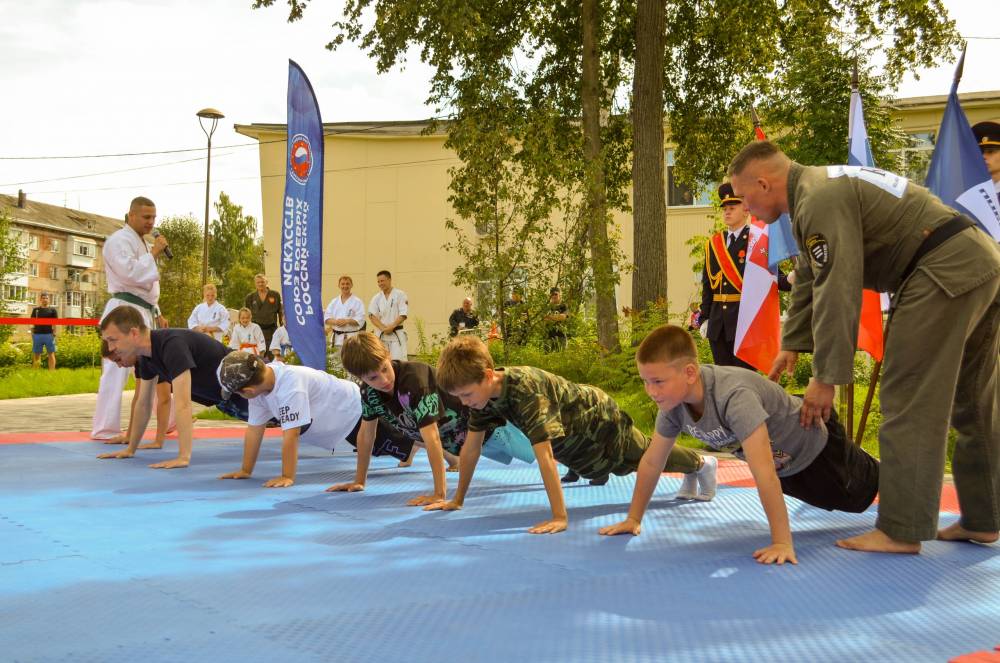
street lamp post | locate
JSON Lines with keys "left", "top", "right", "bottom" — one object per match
{"left": 196, "top": 107, "right": 224, "bottom": 286}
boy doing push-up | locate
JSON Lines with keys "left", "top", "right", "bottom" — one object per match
{"left": 600, "top": 325, "right": 879, "bottom": 564}
{"left": 431, "top": 335, "right": 718, "bottom": 533}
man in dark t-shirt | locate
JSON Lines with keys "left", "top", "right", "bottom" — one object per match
{"left": 30, "top": 293, "right": 58, "bottom": 370}
{"left": 97, "top": 306, "right": 249, "bottom": 469}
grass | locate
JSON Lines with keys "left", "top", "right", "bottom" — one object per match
{"left": 194, "top": 407, "right": 238, "bottom": 421}
{"left": 0, "top": 367, "right": 135, "bottom": 399}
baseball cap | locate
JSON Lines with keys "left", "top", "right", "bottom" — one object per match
{"left": 217, "top": 351, "right": 263, "bottom": 399}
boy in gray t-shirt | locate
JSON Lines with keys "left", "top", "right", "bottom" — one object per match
{"left": 600, "top": 325, "right": 878, "bottom": 565}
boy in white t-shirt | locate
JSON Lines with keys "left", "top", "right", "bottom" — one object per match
{"left": 599, "top": 325, "right": 879, "bottom": 565}
{"left": 217, "top": 351, "right": 363, "bottom": 487}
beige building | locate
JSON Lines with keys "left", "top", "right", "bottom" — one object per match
{"left": 237, "top": 91, "right": 1000, "bottom": 342}
{"left": 1, "top": 191, "right": 121, "bottom": 336}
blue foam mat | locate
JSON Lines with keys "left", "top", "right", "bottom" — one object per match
{"left": 1, "top": 438, "right": 998, "bottom": 663}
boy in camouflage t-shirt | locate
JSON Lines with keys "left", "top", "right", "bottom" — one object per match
{"left": 600, "top": 325, "right": 878, "bottom": 565}
{"left": 429, "top": 336, "right": 715, "bottom": 534}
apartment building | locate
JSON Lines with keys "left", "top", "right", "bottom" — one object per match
{"left": 1, "top": 191, "right": 122, "bottom": 336}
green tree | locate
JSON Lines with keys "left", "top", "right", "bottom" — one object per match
{"left": 156, "top": 215, "right": 203, "bottom": 329}
{"left": 0, "top": 209, "right": 26, "bottom": 343}
{"left": 255, "top": 0, "right": 959, "bottom": 326}
{"left": 209, "top": 192, "right": 264, "bottom": 307}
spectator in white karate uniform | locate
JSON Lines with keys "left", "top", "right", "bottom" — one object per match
{"left": 187, "top": 283, "right": 230, "bottom": 342}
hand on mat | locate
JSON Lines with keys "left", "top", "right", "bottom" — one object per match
{"left": 753, "top": 542, "right": 797, "bottom": 565}
{"left": 407, "top": 493, "right": 446, "bottom": 507}
{"left": 137, "top": 442, "right": 163, "bottom": 450}
{"left": 423, "top": 499, "right": 462, "bottom": 512}
{"left": 598, "top": 518, "right": 641, "bottom": 536}
{"left": 97, "top": 449, "right": 134, "bottom": 460}
{"left": 149, "top": 458, "right": 189, "bottom": 469}
{"left": 326, "top": 482, "right": 364, "bottom": 493}
{"left": 528, "top": 518, "right": 568, "bottom": 534}
{"left": 800, "top": 378, "right": 834, "bottom": 429}
{"left": 219, "top": 470, "right": 251, "bottom": 480}
{"left": 263, "top": 476, "right": 294, "bottom": 488}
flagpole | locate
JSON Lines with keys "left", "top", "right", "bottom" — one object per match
{"left": 845, "top": 59, "right": 859, "bottom": 443}
{"left": 856, "top": 359, "right": 882, "bottom": 442}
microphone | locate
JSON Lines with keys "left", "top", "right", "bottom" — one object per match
{"left": 151, "top": 230, "right": 173, "bottom": 260}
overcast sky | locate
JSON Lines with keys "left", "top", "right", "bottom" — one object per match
{"left": 1, "top": 0, "right": 997, "bottom": 227}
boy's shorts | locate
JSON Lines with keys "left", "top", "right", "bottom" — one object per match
{"left": 345, "top": 417, "right": 415, "bottom": 462}
{"left": 778, "top": 411, "right": 879, "bottom": 513}
{"left": 32, "top": 333, "right": 55, "bottom": 355}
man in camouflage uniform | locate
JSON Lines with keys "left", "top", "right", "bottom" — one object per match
{"left": 729, "top": 140, "right": 1000, "bottom": 554}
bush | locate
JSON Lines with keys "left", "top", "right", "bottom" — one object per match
{"left": 0, "top": 342, "right": 28, "bottom": 368}
{"left": 53, "top": 332, "right": 102, "bottom": 368}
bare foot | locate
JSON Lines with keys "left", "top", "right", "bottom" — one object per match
{"left": 102, "top": 434, "right": 128, "bottom": 445}
{"left": 137, "top": 442, "right": 164, "bottom": 450}
{"left": 446, "top": 464, "right": 459, "bottom": 473}
{"left": 397, "top": 460, "right": 413, "bottom": 468}
{"left": 937, "top": 522, "right": 999, "bottom": 544}
{"left": 835, "top": 529, "right": 921, "bottom": 554}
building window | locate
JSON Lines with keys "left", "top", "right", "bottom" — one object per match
{"left": 66, "top": 291, "right": 82, "bottom": 308}
{"left": 29, "top": 235, "right": 39, "bottom": 250}
{"left": 666, "top": 150, "right": 714, "bottom": 207}
{"left": 48, "top": 266, "right": 59, "bottom": 280}
{"left": 66, "top": 268, "right": 81, "bottom": 283}
{"left": 74, "top": 242, "right": 95, "bottom": 257}
{"left": 3, "top": 285, "right": 27, "bottom": 301}
{"left": 891, "top": 132, "right": 935, "bottom": 185}
{"left": 49, "top": 239, "right": 60, "bottom": 253}
{"left": 29, "top": 262, "right": 38, "bottom": 277}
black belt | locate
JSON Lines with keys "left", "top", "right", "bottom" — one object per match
{"left": 901, "top": 215, "right": 975, "bottom": 282}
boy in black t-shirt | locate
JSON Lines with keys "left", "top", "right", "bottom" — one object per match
{"left": 97, "top": 306, "right": 249, "bottom": 469}
{"left": 329, "top": 332, "right": 479, "bottom": 506}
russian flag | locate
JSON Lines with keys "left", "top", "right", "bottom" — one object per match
{"left": 924, "top": 51, "right": 1000, "bottom": 241}
{"left": 734, "top": 216, "right": 781, "bottom": 372}
{"left": 847, "top": 86, "right": 886, "bottom": 362}
{"left": 734, "top": 117, "right": 785, "bottom": 371}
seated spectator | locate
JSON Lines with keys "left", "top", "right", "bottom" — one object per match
{"left": 269, "top": 308, "right": 293, "bottom": 362}
{"left": 230, "top": 307, "right": 266, "bottom": 355}
{"left": 187, "top": 284, "right": 230, "bottom": 342}
{"left": 448, "top": 297, "right": 479, "bottom": 337}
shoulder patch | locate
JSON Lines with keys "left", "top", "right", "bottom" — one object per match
{"left": 805, "top": 234, "right": 829, "bottom": 268}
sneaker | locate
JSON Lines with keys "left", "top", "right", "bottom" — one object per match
{"left": 676, "top": 471, "right": 699, "bottom": 499}
{"left": 693, "top": 455, "right": 718, "bottom": 501}
{"left": 561, "top": 469, "right": 580, "bottom": 483}
{"left": 676, "top": 455, "right": 718, "bottom": 501}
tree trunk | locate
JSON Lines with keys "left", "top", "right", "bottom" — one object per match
{"left": 581, "top": 0, "right": 620, "bottom": 353}
{"left": 630, "top": 0, "right": 667, "bottom": 313}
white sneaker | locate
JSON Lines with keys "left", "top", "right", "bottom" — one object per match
{"left": 676, "top": 470, "right": 699, "bottom": 499}
{"left": 677, "top": 455, "right": 718, "bottom": 500}
{"left": 694, "top": 455, "right": 718, "bottom": 501}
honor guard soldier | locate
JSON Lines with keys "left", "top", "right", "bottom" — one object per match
{"left": 971, "top": 120, "right": 1000, "bottom": 193}
{"left": 699, "top": 182, "right": 790, "bottom": 369}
